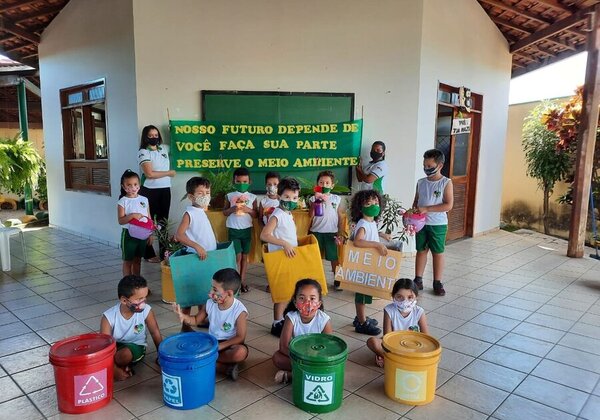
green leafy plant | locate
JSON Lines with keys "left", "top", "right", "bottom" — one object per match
{"left": 379, "top": 193, "right": 410, "bottom": 243}
{"left": 523, "top": 102, "right": 572, "bottom": 234}
{"left": 153, "top": 217, "right": 184, "bottom": 265}
{"left": 0, "top": 134, "right": 44, "bottom": 194}
{"left": 200, "top": 169, "right": 235, "bottom": 209}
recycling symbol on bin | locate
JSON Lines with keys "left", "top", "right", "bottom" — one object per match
{"left": 163, "top": 378, "right": 178, "bottom": 396}
{"left": 306, "top": 385, "right": 330, "bottom": 403}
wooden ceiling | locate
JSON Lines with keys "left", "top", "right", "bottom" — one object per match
{"left": 0, "top": 0, "right": 598, "bottom": 125}
{"left": 479, "top": 0, "right": 599, "bottom": 76}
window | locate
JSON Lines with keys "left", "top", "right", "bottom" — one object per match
{"left": 60, "top": 80, "right": 110, "bottom": 194}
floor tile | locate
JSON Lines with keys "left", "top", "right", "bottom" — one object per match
{"left": 23, "top": 311, "right": 78, "bottom": 331}
{"left": 459, "top": 359, "right": 526, "bottom": 392}
{"left": 353, "top": 375, "right": 413, "bottom": 415}
{"left": 319, "top": 394, "right": 398, "bottom": 420}
{"left": 526, "top": 312, "right": 575, "bottom": 331}
{"left": 439, "top": 332, "right": 491, "bottom": 357}
{"left": 46, "top": 398, "right": 135, "bottom": 420}
{"left": 480, "top": 345, "right": 541, "bottom": 373}
{"left": 238, "top": 359, "right": 288, "bottom": 393}
{"left": 11, "top": 302, "right": 63, "bottom": 321}
{"left": 0, "top": 344, "right": 51, "bottom": 374}
{"left": 437, "top": 374, "right": 508, "bottom": 415}
{"left": 471, "top": 313, "right": 519, "bottom": 331}
{"left": 514, "top": 375, "right": 588, "bottom": 414}
{"left": 29, "top": 385, "right": 59, "bottom": 417}
{"left": 0, "top": 332, "right": 47, "bottom": 357}
{"left": 0, "top": 375, "right": 23, "bottom": 403}
{"left": 209, "top": 377, "right": 270, "bottom": 416}
{"left": 426, "top": 313, "right": 466, "bottom": 331}
{"left": 229, "top": 394, "right": 311, "bottom": 419}
{"left": 342, "top": 359, "right": 381, "bottom": 392}
{"left": 496, "top": 333, "right": 554, "bottom": 357}
{"left": 511, "top": 322, "right": 565, "bottom": 343}
{"left": 113, "top": 375, "right": 164, "bottom": 416}
{"left": 0, "top": 311, "right": 19, "bottom": 326}
{"left": 531, "top": 359, "right": 599, "bottom": 393}
{"left": 0, "top": 320, "right": 32, "bottom": 340}
{"left": 558, "top": 332, "right": 600, "bottom": 356}
{"left": 0, "top": 395, "right": 43, "bottom": 419}
{"left": 37, "top": 321, "right": 92, "bottom": 344}
{"left": 492, "top": 394, "right": 574, "bottom": 420}
{"left": 139, "top": 403, "right": 225, "bottom": 419}
{"left": 11, "top": 362, "right": 55, "bottom": 393}
{"left": 546, "top": 345, "right": 600, "bottom": 374}
{"left": 454, "top": 322, "right": 507, "bottom": 343}
{"left": 438, "top": 348, "right": 474, "bottom": 373}
{"left": 405, "top": 395, "right": 487, "bottom": 420}
{"left": 485, "top": 304, "right": 532, "bottom": 321}
{"left": 580, "top": 394, "right": 600, "bottom": 420}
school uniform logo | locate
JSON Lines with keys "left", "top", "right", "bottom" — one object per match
{"left": 433, "top": 190, "right": 441, "bottom": 198}
{"left": 134, "top": 323, "right": 145, "bottom": 334}
{"left": 140, "top": 202, "right": 147, "bottom": 208}
{"left": 222, "top": 322, "right": 232, "bottom": 332}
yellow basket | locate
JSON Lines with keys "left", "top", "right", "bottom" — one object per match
{"left": 262, "top": 235, "right": 328, "bottom": 303}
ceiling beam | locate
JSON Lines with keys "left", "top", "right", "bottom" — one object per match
{"left": 532, "top": 0, "right": 576, "bottom": 14}
{"left": 493, "top": 15, "right": 576, "bottom": 50}
{"left": 510, "top": 5, "right": 595, "bottom": 53}
{"left": 0, "top": 17, "right": 40, "bottom": 44}
{"left": 511, "top": 43, "right": 587, "bottom": 76}
{"left": 14, "top": 5, "right": 65, "bottom": 24}
{"left": 0, "top": 1, "right": 42, "bottom": 15}
{"left": 481, "top": 0, "right": 554, "bottom": 24}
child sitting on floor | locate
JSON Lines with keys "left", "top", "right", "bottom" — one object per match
{"left": 173, "top": 268, "right": 249, "bottom": 380}
{"left": 101, "top": 275, "right": 163, "bottom": 381}
{"left": 272, "top": 279, "right": 333, "bottom": 383}
{"left": 367, "top": 278, "right": 429, "bottom": 367}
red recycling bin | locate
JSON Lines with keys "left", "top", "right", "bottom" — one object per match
{"left": 49, "top": 333, "right": 116, "bottom": 414}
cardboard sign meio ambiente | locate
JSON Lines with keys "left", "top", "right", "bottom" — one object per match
{"left": 334, "top": 241, "right": 402, "bottom": 299}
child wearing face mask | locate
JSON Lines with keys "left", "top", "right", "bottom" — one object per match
{"left": 260, "top": 177, "right": 301, "bottom": 337}
{"left": 367, "top": 278, "right": 429, "bottom": 367}
{"left": 174, "top": 176, "right": 218, "bottom": 331}
{"left": 259, "top": 171, "right": 281, "bottom": 228}
{"left": 350, "top": 189, "right": 389, "bottom": 336}
{"left": 413, "top": 149, "right": 454, "bottom": 296}
{"left": 101, "top": 275, "right": 163, "bottom": 381}
{"left": 272, "top": 279, "right": 333, "bottom": 383}
{"left": 117, "top": 170, "right": 153, "bottom": 277}
{"left": 174, "top": 268, "right": 249, "bottom": 380}
{"left": 223, "top": 167, "right": 258, "bottom": 293}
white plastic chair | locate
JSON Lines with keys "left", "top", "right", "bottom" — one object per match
{"left": 0, "top": 221, "right": 27, "bottom": 271}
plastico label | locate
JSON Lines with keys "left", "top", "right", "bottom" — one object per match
{"left": 74, "top": 369, "right": 107, "bottom": 406}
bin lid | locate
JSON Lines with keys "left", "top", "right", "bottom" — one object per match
{"left": 158, "top": 332, "right": 218, "bottom": 362}
{"left": 382, "top": 331, "right": 441, "bottom": 358}
{"left": 289, "top": 333, "right": 348, "bottom": 364}
{"left": 49, "top": 333, "right": 116, "bottom": 366}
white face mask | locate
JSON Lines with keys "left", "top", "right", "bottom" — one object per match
{"left": 266, "top": 185, "right": 278, "bottom": 195}
{"left": 124, "top": 185, "right": 140, "bottom": 195}
{"left": 394, "top": 299, "right": 416, "bottom": 314}
{"left": 194, "top": 195, "right": 211, "bottom": 208}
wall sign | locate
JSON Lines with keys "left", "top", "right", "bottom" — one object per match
{"left": 451, "top": 118, "right": 471, "bottom": 135}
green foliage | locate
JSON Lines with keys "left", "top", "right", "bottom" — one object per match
{"left": 201, "top": 169, "right": 235, "bottom": 196}
{"left": 522, "top": 102, "right": 572, "bottom": 194}
{"left": 0, "top": 134, "right": 44, "bottom": 194}
{"left": 152, "top": 217, "right": 184, "bottom": 264}
{"left": 380, "top": 194, "right": 409, "bottom": 243}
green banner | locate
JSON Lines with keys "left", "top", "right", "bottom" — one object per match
{"left": 170, "top": 120, "right": 362, "bottom": 171}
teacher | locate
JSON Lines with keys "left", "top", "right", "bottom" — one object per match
{"left": 138, "top": 125, "right": 176, "bottom": 262}
{"left": 356, "top": 140, "right": 387, "bottom": 193}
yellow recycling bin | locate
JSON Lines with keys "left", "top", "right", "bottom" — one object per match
{"left": 382, "top": 331, "right": 442, "bottom": 405}
{"left": 160, "top": 262, "right": 176, "bottom": 304}
{"left": 262, "top": 235, "right": 327, "bottom": 303}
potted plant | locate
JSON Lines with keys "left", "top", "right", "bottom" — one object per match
{"left": 0, "top": 134, "right": 44, "bottom": 200}
{"left": 153, "top": 218, "right": 184, "bottom": 304}
{"left": 379, "top": 194, "right": 413, "bottom": 250}
{"left": 37, "top": 166, "right": 48, "bottom": 211}
{"left": 202, "top": 169, "right": 234, "bottom": 209}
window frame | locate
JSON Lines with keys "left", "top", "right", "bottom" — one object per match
{"left": 60, "top": 79, "right": 110, "bottom": 194}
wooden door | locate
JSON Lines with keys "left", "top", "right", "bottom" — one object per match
{"left": 434, "top": 104, "right": 479, "bottom": 241}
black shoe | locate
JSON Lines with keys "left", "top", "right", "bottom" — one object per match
{"left": 355, "top": 321, "right": 381, "bottom": 336}
{"left": 240, "top": 284, "right": 250, "bottom": 293}
{"left": 414, "top": 277, "right": 424, "bottom": 290}
{"left": 333, "top": 281, "right": 343, "bottom": 292}
{"left": 353, "top": 316, "right": 378, "bottom": 327}
{"left": 270, "top": 320, "right": 284, "bottom": 337}
{"left": 433, "top": 280, "right": 446, "bottom": 296}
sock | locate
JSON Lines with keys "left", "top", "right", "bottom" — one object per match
{"left": 414, "top": 276, "right": 423, "bottom": 282}
{"left": 272, "top": 319, "right": 283, "bottom": 326}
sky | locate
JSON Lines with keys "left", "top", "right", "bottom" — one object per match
{"left": 509, "top": 52, "right": 587, "bottom": 104}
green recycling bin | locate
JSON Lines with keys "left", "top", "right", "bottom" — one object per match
{"left": 289, "top": 333, "right": 348, "bottom": 413}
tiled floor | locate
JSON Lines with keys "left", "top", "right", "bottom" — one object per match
{"left": 0, "top": 226, "right": 599, "bottom": 419}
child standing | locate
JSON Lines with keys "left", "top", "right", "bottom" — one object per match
{"left": 309, "top": 170, "right": 344, "bottom": 291}
{"left": 367, "top": 278, "right": 429, "bottom": 367}
{"left": 413, "top": 149, "right": 454, "bottom": 296}
{"left": 101, "top": 275, "right": 162, "bottom": 381}
{"left": 223, "top": 168, "right": 257, "bottom": 292}
{"left": 174, "top": 268, "right": 249, "bottom": 380}
{"left": 175, "top": 176, "right": 218, "bottom": 332}
{"left": 259, "top": 171, "right": 280, "bottom": 228}
{"left": 260, "top": 177, "right": 301, "bottom": 337}
{"left": 117, "top": 170, "right": 152, "bottom": 276}
{"left": 350, "top": 190, "right": 387, "bottom": 336}
{"left": 272, "top": 279, "right": 333, "bottom": 383}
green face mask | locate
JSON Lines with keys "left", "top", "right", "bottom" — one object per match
{"left": 280, "top": 200, "right": 298, "bottom": 211}
{"left": 234, "top": 182, "right": 250, "bottom": 193}
{"left": 362, "top": 204, "right": 380, "bottom": 217}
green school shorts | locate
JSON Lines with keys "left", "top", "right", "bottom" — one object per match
{"left": 355, "top": 293, "right": 373, "bottom": 304}
{"left": 121, "top": 229, "right": 146, "bottom": 261}
{"left": 228, "top": 227, "right": 252, "bottom": 255}
{"left": 415, "top": 224, "right": 448, "bottom": 254}
{"left": 117, "top": 342, "right": 146, "bottom": 363}
{"left": 311, "top": 231, "right": 338, "bottom": 262}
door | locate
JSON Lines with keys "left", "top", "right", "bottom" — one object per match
{"left": 434, "top": 104, "right": 479, "bottom": 241}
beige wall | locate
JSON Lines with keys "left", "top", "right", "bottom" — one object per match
{"left": 502, "top": 99, "right": 571, "bottom": 234}
{"left": 0, "top": 126, "right": 44, "bottom": 157}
